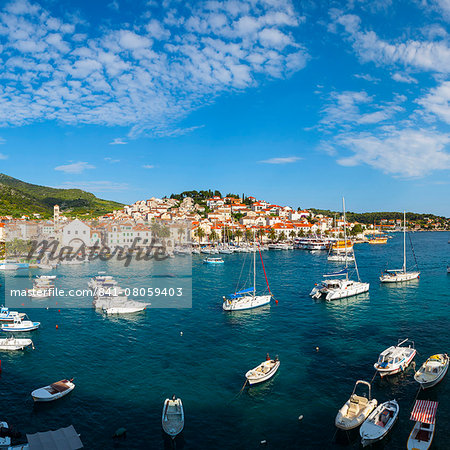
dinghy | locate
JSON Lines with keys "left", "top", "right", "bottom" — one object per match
{"left": 414, "top": 354, "right": 449, "bottom": 389}
{"left": 203, "top": 257, "right": 224, "bottom": 264}
{"left": 1, "top": 316, "right": 40, "bottom": 332}
{"left": 162, "top": 395, "right": 184, "bottom": 439}
{"left": 360, "top": 400, "right": 399, "bottom": 447}
{"left": 245, "top": 355, "right": 280, "bottom": 385}
{"left": 0, "top": 336, "right": 34, "bottom": 351}
{"left": 335, "top": 380, "right": 377, "bottom": 430}
{"left": 0, "top": 421, "right": 11, "bottom": 447}
{"left": 407, "top": 400, "right": 438, "bottom": 450}
{"left": 374, "top": 338, "right": 416, "bottom": 377}
{"left": 31, "top": 379, "right": 75, "bottom": 402}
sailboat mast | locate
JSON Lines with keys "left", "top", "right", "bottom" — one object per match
{"left": 253, "top": 231, "right": 256, "bottom": 297}
{"left": 403, "top": 210, "right": 406, "bottom": 273}
{"left": 343, "top": 197, "right": 348, "bottom": 280}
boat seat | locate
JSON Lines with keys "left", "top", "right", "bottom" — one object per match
{"left": 347, "top": 402, "right": 360, "bottom": 417}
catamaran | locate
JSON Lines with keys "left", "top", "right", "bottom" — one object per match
{"left": 222, "top": 240, "right": 272, "bottom": 311}
{"left": 380, "top": 211, "right": 420, "bottom": 283}
{"left": 310, "top": 198, "right": 369, "bottom": 301}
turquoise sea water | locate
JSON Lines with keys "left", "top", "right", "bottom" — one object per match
{"left": 0, "top": 231, "right": 449, "bottom": 449}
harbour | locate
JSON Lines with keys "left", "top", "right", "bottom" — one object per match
{"left": 0, "top": 231, "right": 448, "bottom": 448}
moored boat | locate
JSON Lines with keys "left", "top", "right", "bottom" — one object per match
{"left": 407, "top": 400, "right": 438, "bottom": 450}
{"left": 203, "top": 257, "right": 224, "bottom": 264}
{"left": 1, "top": 316, "right": 40, "bottom": 332}
{"left": 31, "top": 379, "right": 75, "bottom": 402}
{"left": 162, "top": 395, "right": 184, "bottom": 439}
{"left": 245, "top": 355, "right": 280, "bottom": 385}
{"left": 414, "top": 354, "right": 449, "bottom": 389}
{"left": 360, "top": 399, "right": 399, "bottom": 447}
{"left": 0, "top": 336, "right": 34, "bottom": 351}
{"left": 374, "top": 338, "right": 416, "bottom": 377}
{"left": 335, "top": 380, "right": 377, "bottom": 430}
{"left": 0, "top": 307, "right": 25, "bottom": 323}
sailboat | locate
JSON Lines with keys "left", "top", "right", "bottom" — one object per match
{"left": 222, "top": 240, "right": 271, "bottom": 311}
{"left": 310, "top": 198, "right": 370, "bottom": 301}
{"left": 380, "top": 211, "right": 420, "bottom": 283}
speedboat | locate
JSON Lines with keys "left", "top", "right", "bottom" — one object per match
{"left": 414, "top": 354, "right": 449, "bottom": 389}
{"left": 0, "top": 336, "right": 34, "bottom": 351}
{"left": 103, "top": 303, "right": 148, "bottom": 314}
{"left": 335, "top": 380, "right": 377, "bottom": 430}
{"left": 0, "top": 307, "right": 25, "bottom": 323}
{"left": 162, "top": 395, "right": 184, "bottom": 439}
{"left": 360, "top": 400, "right": 399, "bottom": 447}
{"left": 203, "top": 257, "right": 224, "bottom": 264}
{"left": 0, "top": 261, "right": 19, "bottom": 271}
{"left": 407, "top": 400, "right": 438, "bottom": 450}
{"left": 1, "top": 316, "right": 40, "bottom": 332}
{"left": 374, "top": 338, "right": 416, "bottom": 377}
{"left": 327, "top": 252, "right": 355, "bottom": 262}
{"left": 245, "top": 355, "right": 280, "bottom": 385}
{"left": 31, "top": 379, "right": 75, "bottom": 402}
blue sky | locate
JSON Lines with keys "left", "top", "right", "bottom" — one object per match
{"left": 0, "top": 0, "right": 449, "bottom": 215}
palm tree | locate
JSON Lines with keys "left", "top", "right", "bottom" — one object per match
{"left": 257, "top": 228, "right": 265, "bottom": 241}
{"left": 209, "top": 230, "right": 218, "bottom": 242}
{"left": 235, "top": 229, "right": 243, "bottom": 245}
{"left": 279, "top": 231, "right": 286, "bottom": 242}
{"left": 177, "top": 227, "right": 185, "bottom": 243}
{"left": 245, "top": 229, "right": 253, "bottom": 242}
{"left": 268, "top": 228, "right": 276, "bottom": 242}
{"left": 289, "top": 230, "right": 296, "bottom": 240}
{"left": 297, "top": 229, "right": 305, "bottom": 237}
{"left": 194, "top": 227, "right": 205, "bottom": 244}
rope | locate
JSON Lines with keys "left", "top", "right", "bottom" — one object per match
{"left": 370, "top": 370, "right": 378, "bottom": 385}
{"left": 258, "top": 243, "right": 273, "bottom": 297}
{"left": 228, "top": 379, "right": 248, "bottom": 404}
{"left": 408, "top": 234, "right": 419, "bottom": 270}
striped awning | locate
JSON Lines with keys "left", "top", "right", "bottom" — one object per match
{"left": 410, "top": 400, "right": 438, "bottom": 424}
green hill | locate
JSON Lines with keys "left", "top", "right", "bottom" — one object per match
{"left": 0, "top": 173, "right": 123, "bottom": 218}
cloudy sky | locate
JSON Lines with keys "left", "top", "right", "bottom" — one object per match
{"left": 0, "top": 0, "right": 449, "bottom": 214}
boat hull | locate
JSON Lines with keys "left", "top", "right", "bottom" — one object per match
{"left": 162, "top": 398, "right": 184, "bottom": 439}
{"left": 31, "top": 381, "right": 75, "bottom": 402}
{"left": 374, "top": 349, "right": 416, "bottom": 377}
{"left": 360, "top": 400, "right": 399, "bottom": 447}
{"left": 407, "top": 422, "right": 435, "bottom": 450}
{"left": 246, "top": 360, "right": 280, "bottom": 385}
{"left": 414, "top": 354, "right": 449, "bottom": 389}
{"left": 1, "top": 321, "right": 40, "bottom": 332}
{"left": 380, "top": 271, "right": 420, "bottom": 283}
{"left": 222, "top": 295, "right": 271, "bottom": 311}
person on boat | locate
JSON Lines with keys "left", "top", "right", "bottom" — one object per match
{"left": 266, "top": 353, "right": 270, "bottom": 361}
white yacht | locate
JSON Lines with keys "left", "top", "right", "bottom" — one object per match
{"left": 380, "top": 211, "right": 420, "bottom": 283}
{"left": 310, "top": 198, "right": 369, "bottom": 301}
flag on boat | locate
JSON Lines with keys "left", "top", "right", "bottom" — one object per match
{"left": 410, "top": 400, "right": 438, "bottom": 424}
{"left": 323, "top": 268, "right": 348, "bottom": 277}
{"left": 229, "top": 288, "right": 254, "bottom": 298}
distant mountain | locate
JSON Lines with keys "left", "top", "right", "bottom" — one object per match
{"left": 0, "top": 173, "right": 123, "bottom": 217}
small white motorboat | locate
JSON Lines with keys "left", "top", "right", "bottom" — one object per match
{"left": 245, "top": 355, "right": 280, "bottom": 385}
{"left": 1, "top": 316, "right": 40, "bottom": 332}
{"left": 0, "top": 307, "right": 25, "bottom": 323}
{"left": 162, "top": 395, "right": 184, "bottom": 439}
{"left": 31, "top": 379, "right": 75, "bottom": 402}
{"left": 335, "top": 380, "right": 377, "bottom": 430}
{"left": 374, "top": 338, "right": 416, "bottom": 377}
{"left": 103, "top": 304, "right": 148, "bottom": 314}
{"left": 360, "top": 399, "right": 399, "bottom": 447}
{"left": 414, "top": 354, "right": 449, "bottom": 389}
{"left": 203, "top": 257, "right": 224, "bottom": 264}
{"left": 0, "top": 336, "right": 34, "bottom": 351}
{"left": 407, "top": 400, "right": 438, "bottom": 450}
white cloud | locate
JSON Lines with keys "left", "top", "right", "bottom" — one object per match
{"left": 142, "top": 164, "right": 155, "bottom": 169}
{"left": 392, "top": 72, "right": 418, "bottom": 84}
{"left": 353, "top": 73, "right": 380, "bottom": 82}
{"left": 259, "top": 156, "right": 301, "bottom": 164}
{"left": 59, "top": 180, "right": 128, "bottom": 191}
{"left": 335, "top": 129, "right": 450, "bottom": 177}
{"left": 418, "top": 81, "right": 450, "bottom": 124}
{"left": 104, "top": 157, "right": 120, "bottom": 163}
{"left": 109, "top": 138, "right": 127, "bottom": 145}
{"left": 332, "top": 11, "right": 450, "bottom": 73}
{"left": 54, "top": 161, "right": 95, "bottom": 174}
{"left": 0, "top": 0, "right": 307, "bottom": 137}
{"left": 0, "top": 137, "right": 5, "bottom": 144}
{"left": 0, "top": 153, "right": 8, "bottom": 159}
